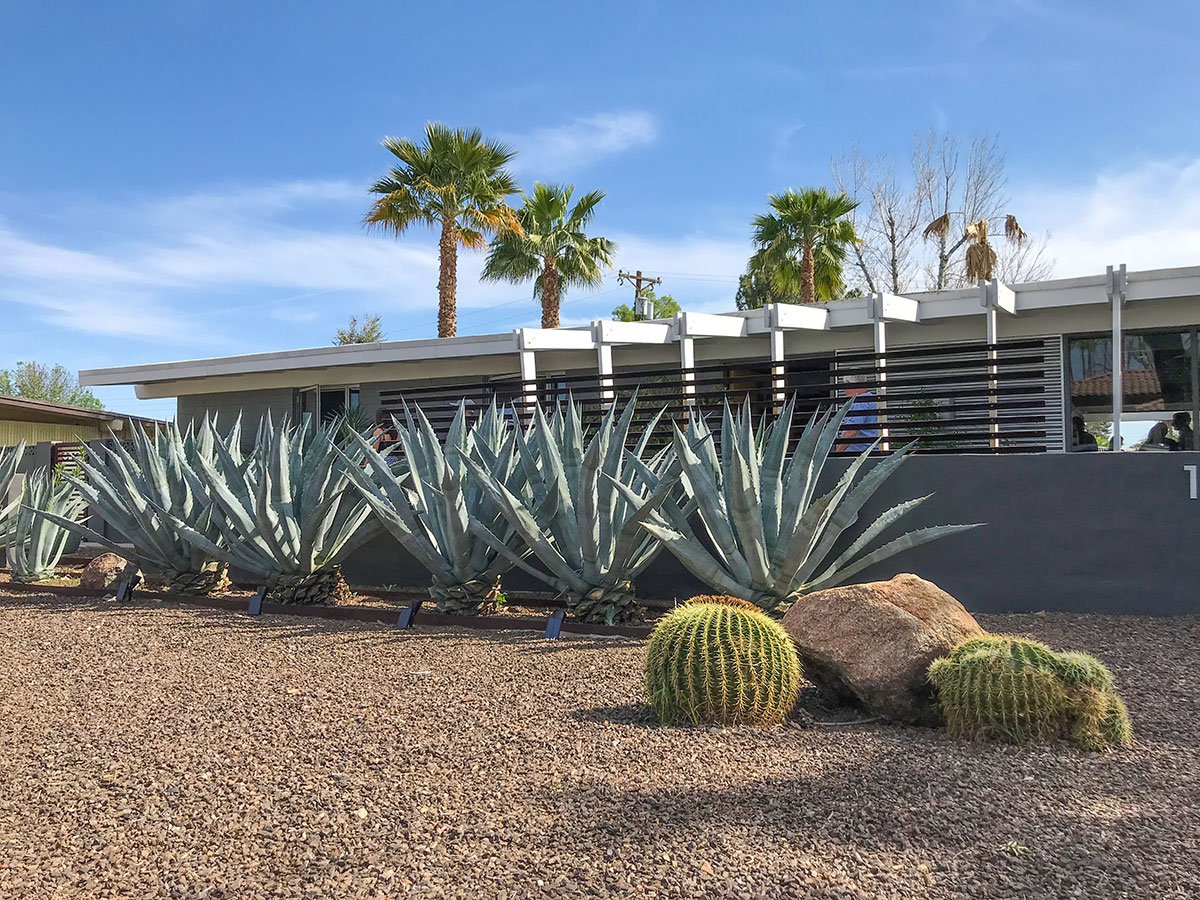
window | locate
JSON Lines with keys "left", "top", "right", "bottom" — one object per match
{"left": 296, "top": 385, "right": 360, "bottom": 426}
{"left": 1067, "top": 329, "right": 1197, "bottom": 451}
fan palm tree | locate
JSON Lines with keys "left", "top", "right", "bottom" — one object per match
{"left": 922, "top": 212, "right": 1028, "bottom": 287}
{"left": 365, "top": 123, "right": 522, "bottom": 338}
{"left": 749, "top": 187, "right": 860, "bottom": 305}
{"left": 481, "top": 183, "right": 617, "bottom": 328}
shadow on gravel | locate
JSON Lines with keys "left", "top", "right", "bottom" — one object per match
{"left": 570, "top": 703, "right": 660, "bottom": 727}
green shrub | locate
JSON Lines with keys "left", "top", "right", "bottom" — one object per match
{"left": 928, "top": 635, "right": 1133, "bottom": 752}
{"left": 645, "top": 600, "right": 801, "bottom": 727}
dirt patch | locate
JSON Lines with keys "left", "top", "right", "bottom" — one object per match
{"left": 0, "top": 592, "right": 1194, "bottom": 899}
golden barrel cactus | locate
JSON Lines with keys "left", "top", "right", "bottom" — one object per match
{"left": 645, "top": 599, "right": 801, "bottom": 727}
{"left": 928, "top": 635, "right": 1133, "bottom": 752}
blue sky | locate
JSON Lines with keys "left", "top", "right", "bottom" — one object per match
{"left": 3, "top": 0, "right": 1200, "bottom": 420}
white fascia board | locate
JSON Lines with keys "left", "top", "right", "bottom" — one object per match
{"left": 594, "top": 320, "right": 676, "bottom": 345}
{"left": 678, "top": 311, "right": 750, "bottom": 338}
{"left": 516, "top": 327, "right": 596, "bottom": 351}
{"left": 877, "top": 293, "right": 921, "bottom": 322}
{"left": 81, "top": 331, "right": 519, "bottom": 386}
{"left": 750, "top": 303, "right": 830, "bottom": 332}
{"left": 1127, "top": 268, "right": 1200, "bottom": 302}
{"left": 824, "top": 297, "right": 873, "bottom": 328}
{"left": 915, "top": 293, "right": 986, "bottom": 320}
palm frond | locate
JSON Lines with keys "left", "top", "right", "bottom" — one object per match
{"left": 1005, "top": 214, "right": 1028, "bottom": 244}
{"left": 923, "top": 212, "right": 952, "bottom": 241}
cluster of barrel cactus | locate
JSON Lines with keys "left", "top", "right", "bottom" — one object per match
{"left": 645, "top": 595, "right": 801, "bottom": 727}
{"left": 928, "top": 635, "right": 1132, "bottom": 751}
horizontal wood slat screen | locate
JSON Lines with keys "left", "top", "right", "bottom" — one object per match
{"left": 375, "top": 338, "right": 1060, "bottom": 454}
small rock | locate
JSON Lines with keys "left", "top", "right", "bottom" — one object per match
{"left": 79, "top": 554, "right": 140, "bottom": 591}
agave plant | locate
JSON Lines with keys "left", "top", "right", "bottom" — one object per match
{"left": 33, "top": 421, "right": 239, "bottom": 594}
{"left": 163, "top": 415, "right": 381, "bottom": 605}
{"left": 341, "top": 400, "right": 532, "bottom": 614}
{"left": 5, "top": 466, "right": 87, "bottom": 583}
{"left": 0, "top": 442, "right": 23, "bottom": 530}
{"left": 625, "top": 398, "right": 980, "bottom": 613}
{"left": 465, "top": 397, "right": 688, "bottom": 624}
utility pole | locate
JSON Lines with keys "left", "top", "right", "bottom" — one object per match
{"left": 617, "top": 270, "right": 662, "bottom": 320}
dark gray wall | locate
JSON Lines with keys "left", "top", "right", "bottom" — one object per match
{"left": 178, "top": 389, "right": 295, "bottom": 437}
{"left": 342, "top": 452, "right": 1200, "bottom": 616}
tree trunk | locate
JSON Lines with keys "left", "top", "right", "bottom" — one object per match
{"left": 541, "top": 259, "right": 561, "bottom": 329}
{"left": 801, "top": 240, "right": 816, "bottom": 305}
{"left": 437, "top": 218, "right": 458, "bottom": 338}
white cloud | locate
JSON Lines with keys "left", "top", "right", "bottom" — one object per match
{"left": 505, "top": 111, "right": 659, "bottom": 177}
{"left": 1014, "top": 156, "right": 1200, "bottom": 277}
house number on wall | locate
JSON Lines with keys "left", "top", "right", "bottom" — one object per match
{"left": 1186, "top": 465, "right": 1198, "bottom": 500}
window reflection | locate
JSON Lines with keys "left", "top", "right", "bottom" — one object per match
{"left": 1067, "top": 330, "right": 1196, "bottom": 451}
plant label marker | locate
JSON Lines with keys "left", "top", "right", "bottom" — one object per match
{"left": 396, "top": 600, "right": 423, "bottom": 629}
{"left": 545, "top": 609, "right": 566, "bottom": 640}
{"left": 248, "top": 586, "right": 266, "bottom": 617}
{"left": 114, "top": 574, "right": 141, "bottom": 601}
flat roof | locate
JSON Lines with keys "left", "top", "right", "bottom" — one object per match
{"left": 80, "top": 263, "right": 1200, "bottom": 391}
{"left": 0, "top": 394, "right": 166, "bottom": 428}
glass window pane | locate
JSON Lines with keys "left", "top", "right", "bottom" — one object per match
{"left": 320, "top": 388, "right": 346, "bottom": 423}
{"left": 1067, "top": 330, "right": 1194, "bottom": 451}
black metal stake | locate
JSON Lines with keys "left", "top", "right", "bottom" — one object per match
{"left": 114, "top": 574, "right": 141, "bottom": 601}
{"left": 545, "top": 609, "right": 566, "bottom": 640}
{"left": 395, "top": 599, "right": 423, "bottom": 629}
{"left": 248, "top": 586, "right": 266, "bottom": 617}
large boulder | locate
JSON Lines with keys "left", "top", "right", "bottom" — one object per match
{"left": 79, "top": 553, "right": 139, "bottom": 591}
{"left": 781, "top": 574, "right": 984, "bottom": 724}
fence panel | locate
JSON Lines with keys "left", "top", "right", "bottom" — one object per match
{"left": 374, "top": 338, "right": 1062, "bottom": 454}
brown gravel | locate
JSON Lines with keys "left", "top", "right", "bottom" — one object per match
{"left": 0, "top": 593, "right": 1196, "bottom": 900}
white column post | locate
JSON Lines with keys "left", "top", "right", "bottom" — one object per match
{"left": 1107, "top": 265, "right": 1127, "bottom": 452}
{"left": 769, "top": 324, "right": 786, "bottom": 412}
{"left": 984, "top": 281, "right": 1000, "bottom": 449}
{"left": 871, "top": 293, "right": 889, "bottom": 452}
{"left": 596, "top": 341, "right": 614, "bottom": 404}
{"left": 679, "top": 335, "right": 696, "bottom": 404}
{"left": 519, "top": 346, "right": 538, "bottom": 416}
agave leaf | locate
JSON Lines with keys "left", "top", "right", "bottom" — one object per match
{"left": 800, "top": 523, "right": 983, "bottom": 594}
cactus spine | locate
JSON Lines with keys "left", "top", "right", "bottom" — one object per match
{"left": 928, "top": 635, "right": 1133, "bottom": 752}
{"left": 645, "top": 600, "right": 801, "bottom": 727}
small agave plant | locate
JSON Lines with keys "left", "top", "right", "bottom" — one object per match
{"left": 4, "top": 466, "right": 87, "bottom": 583}
{"left": 627, "top": 398, "right": 980, "bottom": 613}
{"left": 34, "top": 421, "right": 238, "bottom": 594}
{"left": 164, "top": 415, "right": 381, "bottom": 605}
{"left": 0, "top": 442, "right": 23, "bottom": 530}
{"left": 341, "top": 401, "right": 532, "bottom": 614}
{"left": 466, "top": 397, "right": 687, "bottom": 625}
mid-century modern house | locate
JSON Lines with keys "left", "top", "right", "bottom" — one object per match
{"left": 81, "top": 263, "right": 1200, "bottom": 615}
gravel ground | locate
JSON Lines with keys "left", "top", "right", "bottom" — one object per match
{"left": 0, "top": 592, "right": 1196, "bottom": 900}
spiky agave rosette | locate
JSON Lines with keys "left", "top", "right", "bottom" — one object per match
{"left": 4, "top": 466, "right": 87, "bottom": 583}
{"left": 464, "top": 396, "right": 690, "bottom": 625}
{"left": 338, "top": 400, "right": 533, "bottom": 616}
{"left": 29, "top": 421, "right": 242, "bottom": 595}
{"left": 621, "top": 397, "right": 981, "bottom": 614}
{"left": 159, "top": 415, "right": 381, "bottom": 606}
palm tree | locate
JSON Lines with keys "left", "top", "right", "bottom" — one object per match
{"left": 481, "top": 183, "right": 617, "bottom": 329}
{"left": 365, "top": 123, "right": 522, "bottom": 338}
{"left": 749, "top": 187, "right": 860, "bottom": 305}
{"left": 922, "top": 212, "right": 1028, "bottom": 287}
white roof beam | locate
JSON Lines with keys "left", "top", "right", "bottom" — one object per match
{"left": 873, "top": 292, "right": 921, "bottom": 323}
{"left": 677, "top": 311, "right": 749, "bottom": 338}
{"left": 515, "top": 327, "right": 596, "bottom": 351}
{"left": 593, "top": 320, "right": 675, "bottom": 345}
